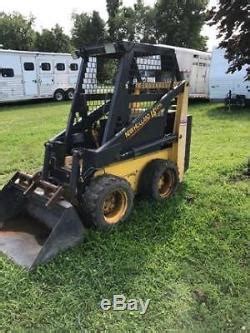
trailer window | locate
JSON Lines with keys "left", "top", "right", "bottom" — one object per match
{"left": 56, "top": 63, "right": 65, "bottom": 71}
{"left": 70, "top": 63, "right": 78, "bottom": 71}
{"left": 41, "top": 63, "right": 51, "bottom": 71}
{"left": 24, "top": 62, "right": 35, "bottom": 71}
{"left": 1, "top": 68, "right": 14, "bottom": 77}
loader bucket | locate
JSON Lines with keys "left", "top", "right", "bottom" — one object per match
{"left": 0, "top": 178, "right": 86, "bottom": 270}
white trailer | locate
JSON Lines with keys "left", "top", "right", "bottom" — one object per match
{"left": 0, "top": 45, "right": 211, "bottom": 104}
{"left": 209, "top": 48, "right": 250, "bottom": 103}
{"left": 0, "top": 49, "right": 81, "bottom": 103}
{"left": 159, "top": 44, "right": 211, "bottom": 98}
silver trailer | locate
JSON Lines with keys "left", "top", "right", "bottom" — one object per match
{"left": 0, "top": 45, "right": 211, "bottom": 104}
{"left": 0, "top": 49, "right": 81, "bottom": 103}
{"left": 159, "top": 44, "right": 211, "bottom": 98}
{"left": 209, "top": 48, "right": 250, "bottom": 104}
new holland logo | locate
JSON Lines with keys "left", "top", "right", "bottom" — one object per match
{"left": 125, "top": 103, "right": 164, "bottom": 139}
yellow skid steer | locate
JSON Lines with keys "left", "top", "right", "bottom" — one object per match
{"left": 0, "top": 42, "right": 192, "bottom": 269}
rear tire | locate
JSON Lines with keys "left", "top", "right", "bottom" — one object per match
{"left": 139, "top": 159, "right": 179, "bottom": 200}
{"left": 81, "top": 175, "right": 134, "bottom": 230}
{"left": 54, "top": 89, "right": 65, "bottom": 102}
{"left": 66, "top": 88, "right": 75, "bottom": 100}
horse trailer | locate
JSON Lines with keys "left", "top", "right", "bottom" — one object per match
{"left": 0, "top": 49, "right": 81, "bottom": 103}
{"left": 209, "top": 48, "right": 250, "bottom": 104}
{"left": 159, "top": 44, "right": 211, "bottom": 98}
{"left": 0, "top": 45, "right": 211, "bottom": 104}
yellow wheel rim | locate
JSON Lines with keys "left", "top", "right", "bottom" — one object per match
{"left": 103, "top": 190, "right": 128, "bottom": 224}
{"left": 158, "top": 170, "right": 174, "bottom": 198}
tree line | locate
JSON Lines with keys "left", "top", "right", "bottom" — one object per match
{"left": 0, "top": 0, "right": 209, "bottom": 53}
{"left": 0, "top": 0, "right": 248, "bottom": 72}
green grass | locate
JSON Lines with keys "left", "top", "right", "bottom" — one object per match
{"left": 0, "top": 101, "right": 249, "bottom": 332}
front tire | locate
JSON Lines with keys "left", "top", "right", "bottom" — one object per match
{"left": 54, "top": 89, "right": 65, "bottom": 102}
{"left": 139, "top": 159, "right": 179, "bottom": 200}
{"left": 81, "top": 175, "right": 134, "bottom": 230}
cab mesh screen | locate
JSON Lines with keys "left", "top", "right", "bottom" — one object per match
{"left": 83, "top": 55, "right": 173, "bottom": 116}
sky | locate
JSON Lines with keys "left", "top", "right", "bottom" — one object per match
{"left": 0, "top": 0, "right": 218, "bottom": 51}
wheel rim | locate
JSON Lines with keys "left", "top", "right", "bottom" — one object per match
{"left": 103, "top": 190, "right": 128, "bottom": 224}
{"left": 158, "top": 170, "right": 175, "bottom": 198}
{"left": 55, "top": 92, "right": 63, "bottom": 101}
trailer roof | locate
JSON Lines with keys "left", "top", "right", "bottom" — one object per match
{"left": 158, "top": 44, "right": 211, "bottom": 57}
{"left": 0, "top": 42, "right": 211, "bottom": 58}
{"left": 0, "top": 49, "right": 72, "bottom": 57}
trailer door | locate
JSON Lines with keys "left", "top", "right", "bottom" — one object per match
{"left": 21, "top": 57, "right": 38, "bottom": 97}
{"left": 37, "top": 57, "right": 54, "bottom": 97}
{"left": 195, "top": 61, "right": 209, "bottom": 96}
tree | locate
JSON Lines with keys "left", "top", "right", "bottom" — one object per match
{"left": 208, "top": 0, "right": 249, "bottom": 73}
{"left": 155, "top": 0, "right": 208, "bottom": 51}
{"left": 105, "top": 0, "right": 207, "bottom": 49}
{"left": 34, "top": 24, "right": 72, "bottom": 52}
{"left": 106, "top": 0, "right": 122, "bottom": 40}
{"left": 0, "top": 12, "right": 35, "bottom": 50}
{"left": 105, "top": 0, "right": 157, "bottom": 42}
{"left": 111, "top": 6, "right": 136, "bottom": 41}
{"left": 71, "top": 11, "right": 106, "bottom": 48}
{"left": 133, "top": 0, "right": 157, "bottom": 43}
{"left": 91, "top": 11, "right": 107, "bottom": 44}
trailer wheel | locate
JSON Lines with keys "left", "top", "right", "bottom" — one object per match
{"left": 54, "top": 89, "right": 65, "bottom": 102}
{"left": 66, "top": 88, "right": 75, "bottom": 100}
{"left": 81, "top": 175, "right": 134, "bottom": 230}
{"left": 139, "top": 159, "right": 179, "bottom": 200}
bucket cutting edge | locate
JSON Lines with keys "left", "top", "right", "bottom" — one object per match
{"left": 0, "top": 179, "right": 86, "bottom": 270}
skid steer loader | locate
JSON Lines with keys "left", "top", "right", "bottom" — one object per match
{"left": 0, "top": 42, "right": 192, "bottom": 269}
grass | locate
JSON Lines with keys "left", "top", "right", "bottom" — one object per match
{"left": 0, "top": 101, "right": 249, "bottom": 332}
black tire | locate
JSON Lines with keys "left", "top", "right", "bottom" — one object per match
{"left": 66, "top": 88, "right": 75, "bottom": 100}
{"left": 139, "top": 159, "right": 179, "bottom": 201}
{"left": 54, "top": 89, "right": 65, "bottom": 102}
{"left": 81, "top": 175, "right": 134, "bottom": 230}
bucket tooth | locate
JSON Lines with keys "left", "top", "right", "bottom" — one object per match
{"left": 0, "top": 179, "right": 86, "bottom": 270}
